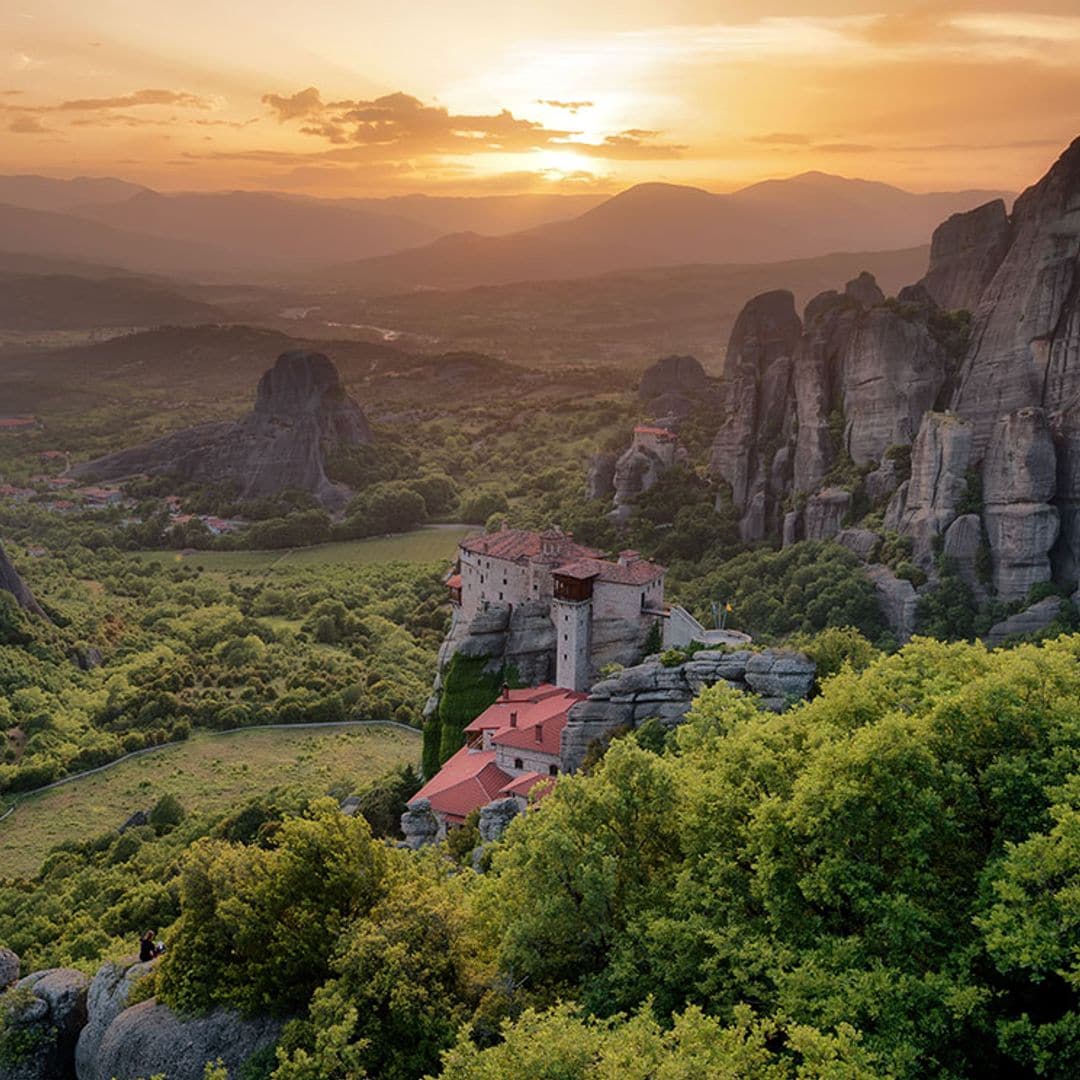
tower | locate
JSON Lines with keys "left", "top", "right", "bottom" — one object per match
{"left": 551, "top": 567, "right": 598, "bottom": 692}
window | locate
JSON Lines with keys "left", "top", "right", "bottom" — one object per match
{"left": 548, "top": 764, "right": 559, "bottom": 776}
{"left": 499, "top": 592, "right": 504, "bottom": 600}
{"left": 513, "top": 758, "right": 523, "bottom": 770}
{"left": 563, "top": 633, "right": 568, "bottom": 641}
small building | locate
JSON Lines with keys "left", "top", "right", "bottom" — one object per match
{"left": 408, "top": 685, "right": 584, "bottom": 827}
{"left": 0, "top": 417, "right": 39, "bottom": 434}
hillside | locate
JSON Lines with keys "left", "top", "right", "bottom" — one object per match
{"left": 321, "top": 173, "right": 1010, "bottom": 290}
{"left": 0, "top": 272, "right": 225, "bottom": 330}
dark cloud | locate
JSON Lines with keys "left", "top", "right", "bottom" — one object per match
{"left": 536, "top": 99, "right": 594, "bottom": 113}
{"left": 57, "top": 89, "right": 210, "bottom": 111}
{"left": 259, "top": 85, "right": 683, "bottom": 162}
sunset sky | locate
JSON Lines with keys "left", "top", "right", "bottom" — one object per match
{"left": 4, "top": 1, "right": 1080, "bottom": 196}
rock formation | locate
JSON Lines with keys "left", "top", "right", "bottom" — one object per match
{"left": 560, "top": 648, "right": 815, "bottom": 771}
{"left": 585, "top": 451, "right": 617, "bottom": 500}
{"left": 699, "top": 136, "right": 1080, "bottom": 621}
{"left": 638, "top": 354, "right": 710, "bottom": 420}
{"left": 985, "top": 596, "right": 1070, "bottom": 646}
{"left": 74, "top": 350, "right": 371, "bottom": 510}
{"left": 400, "top": 797, "right": 444, "bottom": 850}
{"left": 478, "top": 797, "right": 520, "bottom": 843}
{"left": 73, "top": 959, "right": 156, "bottom": 1078}
{"left": 0, "top": 948, "right": 18, "bottom": 989}
{"left": 0, "top": 544, "right": 46, "bottom": 619}
{"left": 1, "top": 968, "right": 89, "bottom": 1080}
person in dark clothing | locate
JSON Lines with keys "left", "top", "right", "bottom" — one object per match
{"left": 139, "top": 929, "right": 158, "bottom": 963}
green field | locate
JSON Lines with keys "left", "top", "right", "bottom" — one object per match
{"left": 135, "top": 525, "right": 476, "bottom": 572}
{"left": 0, "top": 724, "right": 421, "bottom": 879}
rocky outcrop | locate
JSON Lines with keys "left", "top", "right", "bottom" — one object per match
{"left": 0, "top": 545, "right": 46, "bottom": 619}
{"left": 2, "top": 968, "right": 89, "bottom": 1080}
{"left": 585, "top": 451, "right": 616, "bottom": 500}
{"left": 982, "top": 408, "right": 1059, "bottom": 601}
{"left": 942, "top": 513, "right": 989, "bottom": 601}
{"left": 638, "top": 354, "right": 709, "bottom": 419}
{"left": 865, "top": 564, "right": 919, "bottom": 642}
{"left": 451, "top": 601, "right": 556, "bottom": 687}
{"left": 611, "top": 441, "right": 667, "bottom": 521}
{"left": 73, "top": 960, "right": 157, "bottom": 1079}
{"left": 478, "top": 798, "right": 520, "bottom": 843}
{"left": 920, "top": 200, "right": 1012, "bottom": 312}
{"left": 803, "top": 487, "right": 851, "bottom": 541}
{"left": 89, "top": 1000, "right": 282, "bottom": 1080}
{"left": 985, "top": 596, "right": 1069, "bottom": 646}
{"left": 560, "top": 649, "right": 815, "bottom": 771}
{"left": 0, "top": 949, "right": 18, "bottom": 989}
{"left": 74, "top": 350, "right": 371, "bottom": 510}
{"left": 836, "top": 528, "right": 881, "bottom": 562}
{"left": 891, "top": 412, "right": 973, "bottom": 569}
{"left": 399, "top": 798, "right": 444, "bottom": 850}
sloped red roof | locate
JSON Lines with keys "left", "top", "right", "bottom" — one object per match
{"left": 460, "top": 528, "right": 601, "bottom": 564}
{"left": 634, "top": 425, "right": 676, "bottom": 439}
{"left": 554, "top": 557, "right": 664, "bottom": 586}
{"left": 446, "top": 573, "right": 462, "bottom": 588}
{"left": 410, "top": 746, "right": 512, "bottom": 824}
{"left": 499, "top": 772, "right": 555, "bottom": 800}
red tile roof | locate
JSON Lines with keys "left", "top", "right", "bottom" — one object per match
{"left": 461, "top": 528, "right": 601, "bottom": 564}
{"left": 499, "top": 772, "right": 555, "bottom": 801}
{"left": 446, "top": 573, "right": 462, "bottom": 589}
{"left": 410, "top": 746, "right": 513, "bottom": 824}
{"left": 634, "top": 425, "right": 677, "bottom": 439}
{"left": 554, "top": 557, "right": 664, "bottom": 587}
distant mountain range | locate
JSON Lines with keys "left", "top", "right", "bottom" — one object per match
{"left": 0, "top": 171, "right": 1011, "bottom": 285}
{"left": 321, "top": 173, "right": 1013, "bottom": 291}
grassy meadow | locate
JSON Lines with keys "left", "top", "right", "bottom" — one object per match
{"left": 133, "top": 525, "right": 475, "bottom": 573}
{"left": 0, "top": 724, "right": 421, "bottom": 879}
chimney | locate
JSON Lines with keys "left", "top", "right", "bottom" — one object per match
{"left": 509, "top": 711, "right": 517, "bottom": 728}
{"left": 501, "top": 683, "right": 510, "bottom": 701}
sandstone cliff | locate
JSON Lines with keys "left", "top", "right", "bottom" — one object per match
{"left": 74, "top": 350, "right": 372, "bottom": 510}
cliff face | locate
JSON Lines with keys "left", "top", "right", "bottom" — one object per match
{"left": 706, "top": 135, "right": 1080, "bottom": 604}
{"left": 74, "top": 350, "right": 371, "bottom": 509}
{"left": 0, "top": 543, "right": 46, "bottom": 618}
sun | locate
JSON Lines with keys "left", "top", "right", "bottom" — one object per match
{"left": 532, "top": 148, "right": 595, "bottom": 178}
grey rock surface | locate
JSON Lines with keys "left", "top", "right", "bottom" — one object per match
{"left": 942, "top": 513, "right": 989, "bottom": 601}
{"left": 865, "top": 564, "right": 919, "bottom": 642}
{"left": 0, "top": 544, "right": 46, "bottom": 619}
{"left": 74, "top": 350, "right": 370, "bottom": 509}
{"left": 400, "top": 798, "right": 444, "bottom": 851}
{"left": 478, "top": 798, "right": 520, "bottom": 843}
{"left": 3, "top": 967, "right": 89, "bottom": 1080}
{"left": 920, "top": 199, "right": 1011, "bottom": 312}
{"left": 803, "top": 487, "right": 851, "bottom": 541}
{"left": 75, "top": 959, "right": 157, "bottom": 1080}
{"left": 836, "top": 528, "right": 881, "bottom": 562}
{"left": 585, "top": 451, "right": 616, "bottom": 500}
{"left": 0, "top": 948, "right": 18, "bottom": 989}
{"left": 985, "top": 596, "right": 1069, "bottom": 646}
{"left": 90, "top": 1001, "right": 281, "bottom": 1080}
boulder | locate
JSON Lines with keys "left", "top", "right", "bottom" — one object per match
{"left": 865, "top": 457, "right": 903, "bottom": 504}
{"left": 400, "top": 798, "right": 444, "bottom": 850}
{"left": 73, "top": 350, "right": 371, "bottom": 510}
{"left": 865, "top": 564, "right": 919, "bottom": 642}
{"left": 0, "top": 949, "right": 18, "bottom": 989}
{"left": 4, "top": 967, "right": 89, "bottom": 1080}
{"left": 89, "top": 1001, "right": 282, "bottom": 1080}
{"left": 75, "top": 959, "right": 157, "bottom": 1079}
{"left": 478, "top": 798, "right": 520, "bottom": 843}
{"left": 985, "top": 596, "right": 1069, "bottom": 646}
{"left": 638, "top": 354, "right": 708, "bottom": 402}
{"left": 118, "top": 810, "right": 149, "bottom": 834}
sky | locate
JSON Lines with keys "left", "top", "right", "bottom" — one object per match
{"left": 3, "top": 1, "right": 1080, "bottom": 197}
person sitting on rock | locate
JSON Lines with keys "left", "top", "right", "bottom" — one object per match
{"left": 139, "top": 929, "right": 160, "bottom": 963}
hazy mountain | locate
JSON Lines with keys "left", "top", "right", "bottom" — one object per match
{"left": 74, "top": 190, "right": 441, "bottom": 265}
{"left": 321, "top": 173, "right": 1011, "bottom": 291}
{"left": 0, "top": 174, "right": 148, "bottom": 212}
{"left": 0, "top": 272, "right": 225, "bottom": 330}
{"left": 338, "top": 192, "right": 607, "bottom": 235}
{"left": 0, "top": 202, "right": 246, "bottom": 276}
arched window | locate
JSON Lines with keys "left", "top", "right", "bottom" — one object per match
{"left": 513, "top": 757, "right": 523, "bottom": 770}
{"left": 548, "top": 764, "right": 558, "bottom": 776}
